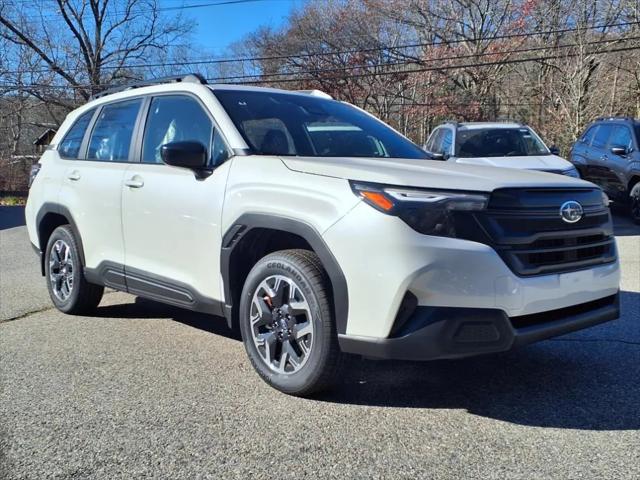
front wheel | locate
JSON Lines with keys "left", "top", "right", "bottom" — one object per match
{"left": 239, "top": 249, "right": 341, "bottom": 396}
{"left": 630, "top": 183, "right": 640, "bottom": 225}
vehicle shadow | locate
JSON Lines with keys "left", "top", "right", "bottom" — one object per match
{"left": 319, "top": 289, "right": 640, "bottom": 431}
{"left": 94, "top": 296, "right": 240, "bottom": 340}
{"left": 97, "top": 291, "right": 640, "bottom": 431}
{"left": 0, "top": 206, "right": 25, "bottom": 230}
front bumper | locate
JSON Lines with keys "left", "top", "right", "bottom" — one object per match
{"left": 338, "top": 293, "right": 619, "bottom": 360}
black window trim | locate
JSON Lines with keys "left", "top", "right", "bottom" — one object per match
{"left": 136, "top": 90, "right": 233, "bottom": 168}
{"left": 57, "top": 108, "right": 99, "bottom": 160}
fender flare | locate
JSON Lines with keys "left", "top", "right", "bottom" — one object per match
{"left": 35, "top": 202, "right": 87, "bottom": 275}
{"left": 221, "top": 213, "right": 349, "bottom": 334}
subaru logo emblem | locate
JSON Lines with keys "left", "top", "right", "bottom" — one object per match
{"left": 560, "top": 200, "right": 583, "bottom": 223}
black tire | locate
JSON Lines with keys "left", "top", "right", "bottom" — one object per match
{"left": 630, "top": 183, "right": 640, "bottom": 225}
{"left": 239, "top": 249, "right": 342, "bottom": 396}
{"left": 44, "top": 225, "right": 104, "bottom": 315}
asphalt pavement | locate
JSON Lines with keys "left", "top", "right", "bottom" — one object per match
{"left": 1, "top": 206, "right": 639, "bottom": 479}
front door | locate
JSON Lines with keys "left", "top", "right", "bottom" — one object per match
{"left": 121, "top": 94, "right": 231, "bottom": 310}
{"left": 602, "top": 124, "right": 634, "bottom": 200}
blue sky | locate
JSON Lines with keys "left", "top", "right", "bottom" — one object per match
{"left": 180, "top": 0, "right": 308, "bottom": 53}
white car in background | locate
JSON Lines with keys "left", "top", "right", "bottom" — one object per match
{"left": 424, "top": 122, "right": 580, "bottom": 177}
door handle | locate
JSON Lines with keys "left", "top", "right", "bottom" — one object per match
{"left": 67, "top": 170, "right": 81, "bottom": 181}
{"left": 124, "top": 176, "right": 144, "bottom": 188}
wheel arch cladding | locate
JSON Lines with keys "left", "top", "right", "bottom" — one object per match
{"left": 221, "top": 213, "right": 349, "bottom": 334}
{"left": 36, "top": 203, "right": 86, "bottom": 276}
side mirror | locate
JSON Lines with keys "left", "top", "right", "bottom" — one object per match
{"left": 610, "top": 146, "right": 628, "bottom": 156}
{"left": 429, "top": 152, "right": 445, "bottom": 161}
{"left": 161, "top": 141, "right": 208, "bottom": 170}
{"left": 549, "top": 145, "right": 560, "bottom": 155}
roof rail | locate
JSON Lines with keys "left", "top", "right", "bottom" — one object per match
{"left": 90, "top": 73, "right": 207, "bottom": 100}
{"left": 594, "top": 116, "right": 637, "bottom": 122}
{"left": 296, "top": 89, "right": 333, "bottom": 99}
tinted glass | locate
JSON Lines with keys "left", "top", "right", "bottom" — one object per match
{"left": 58, "top": 109, "right": 95, "bottom": 158}
{"left": 214, "top": 90, "right": 428, "bottom": 159}
{"left": 581, "top": 126, "right": 597, "bottom": 145}
{"left": 88, "top": 99, "right": 141, "bottom": 161}
{"left": 456, "top": 127, "right": 548, "bottom": 157}
{"left": 142, "top": 95, "right": 215, "bottom": 164}
{"left": 440, "top": 129, "right": 453, "bottom": 154}
{"left": 609, "top": 125, "right": 632, "bottom": 149}
{"left": 591, "top": 125, "right": 612, "bottom": 149}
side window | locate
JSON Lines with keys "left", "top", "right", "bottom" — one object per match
{"left": 608, "top": 125, "right": 633, "bottom": 150}
{"left": 142, "top": 95, "right": 215, "bottom": 164}
{"left": 88, "top": 99, "right": 142, "bottom": 161}
{"left": 211, "top": 129, "right": 230, "bottom": 166}
{"left": 58, "top": 109, "right": 95, "bottom": 158}
{"left": 591, "top": 125, "right": 612, "bottom": 149}
{"left": 424, "top": 129, "right": 437, "bottom": 151}
{"left": 581, "top": 126, "right": 597, "bottom": 145}
{"left": 426, "top": 129, "right": 443, "bottom": 153}
{"left": 440, "top": 129, "right": 453, "bottom": 155}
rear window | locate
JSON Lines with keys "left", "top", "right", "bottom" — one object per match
{"left": 213, "top": 89, "right": 427, "bottom": 159}
{"left": 455, "top": 127, "right": 548, "bottom": 157}
{"left": 58, "top": 109, "right": 95, "bottom": 158}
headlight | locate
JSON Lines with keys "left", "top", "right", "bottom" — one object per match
{"left": 350, "top": 181, "right": 489, "bottom": 237}
{"left": 602, "top": 191, "right": 610, "bottom": 207}
{"left": 562, "top": 167, "right": 580, "bottom": 178}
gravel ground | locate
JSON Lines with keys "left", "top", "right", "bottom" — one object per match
{"left": 1, "top": 211, "right": 639, "bottom": 479}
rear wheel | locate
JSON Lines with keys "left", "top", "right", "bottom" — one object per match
{"left": 45, "top": 225, "right": 104, "bottom": 314}
{"left": 239, "top": 249, "right": 341, "bottom": 396}
{"left": 630, "top": 183, "right": 640, "bottom": 225}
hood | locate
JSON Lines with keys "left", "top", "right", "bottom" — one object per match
{"left": 280, "top": 156, "right": 593, "bottom": 192}
{"left": 453, "top": 154, "right": 573, "bottom": 172}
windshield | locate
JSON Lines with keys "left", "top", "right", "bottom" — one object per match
{"left": 214, "top": 89, "right": 428, "bottom": 159}
{"left": 456, "top": 127, "right": 550, "bottom": 157}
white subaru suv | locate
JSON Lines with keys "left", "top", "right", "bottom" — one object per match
{"left": 26, "top": 75, "right": 620, "bottom": 396}
{"left": 424, "top": 121, "right": 580, "bottom": 177}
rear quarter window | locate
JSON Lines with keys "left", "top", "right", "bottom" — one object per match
{"left": 58, "top": 109, "right": 95, "bottom": 159}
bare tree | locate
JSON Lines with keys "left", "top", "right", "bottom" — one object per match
{"left": 0, "top": 0, "right": 194, "bottom": 104}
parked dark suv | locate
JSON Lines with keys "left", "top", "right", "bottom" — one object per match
{"left": 570, "top": 117, "right": 640, "bottom": 223}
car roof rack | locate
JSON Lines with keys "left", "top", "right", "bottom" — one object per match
{"left": 594, "top": 116, "right": 638, "bottom": 122}
{"left": 90, "top": 73, "right": 207, "bottom": 100}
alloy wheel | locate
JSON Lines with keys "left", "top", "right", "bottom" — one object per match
{"left": 249, "top": 275, "right": 314, "bottom": 374}
{"left": 49, "top": 239, "right": 74, "bottom": 302}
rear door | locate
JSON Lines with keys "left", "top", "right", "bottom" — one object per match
{"left": 121, "top": 94, "right": 232, "bottom": 309}
{"left": 58, "top": 98, "right": 143, "bottom": 280}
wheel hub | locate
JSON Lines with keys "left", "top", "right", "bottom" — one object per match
{"left": 49, "top": 239, "right": 74, "bottom": 302}
{"left": 250, "top": 275, "right": 314, "bottom": 374}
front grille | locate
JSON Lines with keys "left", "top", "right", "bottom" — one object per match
{"left": 455, "top": 188, "right": 617, "bottom": 276}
